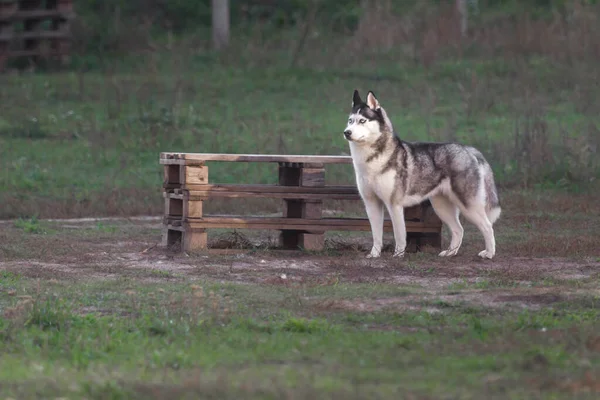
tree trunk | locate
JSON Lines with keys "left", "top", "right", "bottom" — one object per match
{"left": 456, "top": 0, "right": 467, "bottom": 38}
{"left": 212, "top": 0, "right": 229, "bottom": 50}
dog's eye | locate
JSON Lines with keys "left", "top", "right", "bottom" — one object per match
{"left": 348, "top": 118, "right": 352, "bottom": 124}
{"left": 359, "top": 119, "right": 366, "bottom": 124}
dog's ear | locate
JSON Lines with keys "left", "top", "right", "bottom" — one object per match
{"left": 366, "top": 91, "right": 380, "bottom": 110}
{"left": 352, "top": 90, "right": 362, "bottom": 107}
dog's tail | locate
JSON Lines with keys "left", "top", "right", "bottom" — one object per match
{"left": 483, "top": 163, "right": 501, "bottom": 224}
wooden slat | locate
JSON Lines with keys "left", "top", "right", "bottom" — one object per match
{"left": 0, "top": 10, "right": 75, "bottom": 21}
{"left": 170, "top": 184, "right": 359, "bottom": 195}
{"left": 300, "top": 168, "right": 325, "bottom": 187}
{"left": 162, "top": 188, "right": 427, "bottom": 221}
{"left": 183, "top": 190, "right": 359, "bottom": 201}
{"left": 182, "top": 216, "right": 442, "bottom": 233}
{"left": 182, "top": 165, "right": 209, "bottom": 185}
{"left": 160, "top": 152, "right": 353, "bottom": 165}
{"left": 0, "top": 31, "right": 69, "bottom": 40}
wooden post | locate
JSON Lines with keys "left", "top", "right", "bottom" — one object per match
{"left": 278, "top": 162, "right": 325, "bottom": 251}
{"left": 456, "top": 0, "right": 468, "bottom": 38}
{"left": 416, "top": 200, "right": 443, "bottom": 250}
{"left": 181, "top": 164, "right": 208, "bottom": 252}
{"left": 162, "top": 162, "right": 209, "bottom": 252}
{"left": 212, "top": 0, "right": 230, "bottom": 50}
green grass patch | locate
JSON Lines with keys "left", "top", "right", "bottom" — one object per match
{"left": 1, "top": 48, "right": 599, "bottom": 219}
{"left": 0, "top": 277, "right": 599, "bottom": 399}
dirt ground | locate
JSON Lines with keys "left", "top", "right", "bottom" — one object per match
{"left": 1, "top": 216, "right": 598, "bottom": 314}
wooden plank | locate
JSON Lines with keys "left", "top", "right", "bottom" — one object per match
{"left": 183, "top": 199, "right": 204, "bottom": 219}
{"left": 300, "top": 168, "right": 325, "bottom": 187}
{"left": 0, "top": 49, "right": 70, "bottom": 57}
{"left": 0, "top": 30, "right": 69, "bottom": 40}
{"left": 0, "top": 9, "right": 75, "bottom": 21}
{"left": 183, "top": 190, "right": 360, "bottom": 201}
{"left": 302, "top": 201, "right": 323, "bottom": 219}
{"left": 184, "top": 216, "right": 442, "bottom": 232}
{"left": 160, "top": 152, "right": 353, "bottom": 165}
{"left": 182, "top": 165, "right": 208, "bottom": 185}
{"left": 183, "top": 228, "right": 207, "bottom": 252}
{"left": 299, "top": 233, "right": 325, "bottom": 251}
{"left": 182, "top": 184, "right": 359, "bottom": 195}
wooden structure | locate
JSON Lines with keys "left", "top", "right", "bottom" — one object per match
{"left": 160, "top": 152, "right": 443, "bottom": 253}
{"left": 0, "top": 0, "right": 75, "bottom": 71}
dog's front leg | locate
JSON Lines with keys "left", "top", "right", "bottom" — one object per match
{"left": 386, "top": 203, "right": 406, "bottom": 257}
{"left": 363, "top": 196, "right": 384, "bottom": 258}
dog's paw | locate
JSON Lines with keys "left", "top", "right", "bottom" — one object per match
{"left": 438, "top": 248, "right": 459, "bottom": 257}
{"left": 366, "top": 248, "right": 381, "bottom": 258}
{"left": 392, "top": 250, "right": 405, "bottom": 258}
{"left": 366, "top": 245, "right": 382, "bottom": 258}
{"left": 477, "top": 250, "right": 495, "bottom": 259}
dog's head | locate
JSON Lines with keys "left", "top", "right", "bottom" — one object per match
{"left": 343, "top": 90, "right": 393, "bottom": 145}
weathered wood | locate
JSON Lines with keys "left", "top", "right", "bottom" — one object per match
{"left": 278, "top": 163, "right": 326, "bottom": 245}
{"left": 299, "top": 233, "right": 325, "bottom": 251}
{"left": 302, "top": 200, "right": 323, "bottom": 219}
{"left": 0, "top": 9, "right": 74, "bottom": 21}
{"left": 158, "top": 152, "right": 443, "bottom": 252}
{"left": 0, "top": 0, "right": 74, "bottom": 71}
{"left": 183, "top": 198, "right": 204, "bottom": 219}
{"left": 164, "top": 185, "right": 426, "bottom": 221}
{"left": 184, "top": 216, "right": 441, "bottom": 233}
{"left": 300, "top": 168, "right": 325, "bottom": 187}
{"left": 183, "top": 228, "right": 208, "bottom": 252}
{"left": 281, "top": 199, "right": 322, "bottom": 219}
{"left": 180, "top": 189, "right": 359, "bottom": 201}
{"left": 183, "top": 165, "right": 209, "bottom": 185}
{"left": 160, "top": 152, "right": 353, "bottom": 165}
{"left": 176, "top": 184, "right": 358, "bottom": 195}
{"left": 0, "top": 30, "right": 68, "bottom": 40}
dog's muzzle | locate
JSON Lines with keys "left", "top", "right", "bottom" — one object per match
{"left": 343, "top": 130, "right": 352, "bottom": 140}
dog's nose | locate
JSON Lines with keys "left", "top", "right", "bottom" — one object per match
{"left": 343, "top": 130, "right": 352, "bottom": 139}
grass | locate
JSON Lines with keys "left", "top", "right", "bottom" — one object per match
{"left": 1, "top": 275, "right": 600, "bottom": 399}
{"left": 0, "top": 188, "right": 599, "bottom": 398}
{"left": 1, "top": 2, "right": 600, "bottom": 397}
{"left": 1, "top": 11, "right": 600, "bottom": 219}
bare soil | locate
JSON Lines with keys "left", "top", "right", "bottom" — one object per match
{"left": 2, "top": 217, "right": 598, "bottom": 314}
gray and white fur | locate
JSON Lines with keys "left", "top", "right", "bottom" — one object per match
{"left": 343, "top": 90, "right": 501, "bottom": 259}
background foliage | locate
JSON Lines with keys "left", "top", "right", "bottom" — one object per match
{"left": 0, "top": 0, "right": 598, "bottom": 218}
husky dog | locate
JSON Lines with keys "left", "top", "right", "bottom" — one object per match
{"left": 343, "top": 90, "right": 501, "bottom": 259}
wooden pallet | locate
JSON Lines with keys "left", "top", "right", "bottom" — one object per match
{"left": 160, "top": 152, "right": 443, "bottom": 253}
{"left": 0, "top": 0, "right": 75, "bottom": 71}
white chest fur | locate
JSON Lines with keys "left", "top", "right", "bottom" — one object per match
{"left": 348, "top": 142, "right": 432, "bottom": 208}
{"left": 348, "top": 143, "right": 397, "bottom": 201}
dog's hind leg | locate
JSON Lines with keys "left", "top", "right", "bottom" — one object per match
{"left": 429, "top": 195, "right": 464, "bottom": 257}
{"left": 460, "top": 203, "right": 496, "bottom": 259}
{"left": 363, "top": 196, "right": 385, "bottom": 258}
